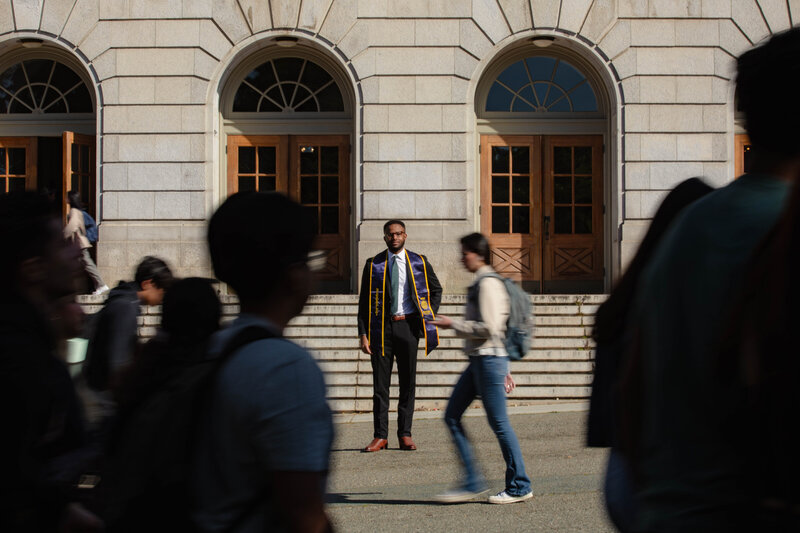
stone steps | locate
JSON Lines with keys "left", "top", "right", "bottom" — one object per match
{"left": 78, "top": 293, "right": 605, "bottom": 412}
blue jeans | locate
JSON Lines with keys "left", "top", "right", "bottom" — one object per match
{"left": 444, "top": 355, "right": 532, "bottom": 495}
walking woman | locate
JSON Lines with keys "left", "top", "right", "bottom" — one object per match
{"left": 65, "top": 190, "right": 108, "bottom": 295}
{"left": 431, "top": 232, "right": 532, "bottom": 505}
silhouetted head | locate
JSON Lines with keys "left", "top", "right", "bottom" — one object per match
{"left": 593, "top": 177, "right": 714, "bottom": 343}
{"left": 0, "top": 191, "right": 82, "bottom": 300}
{"left": 67, "top": 190, "right": 82, "bottom": 210}
{"left": 208, "top": 192, "right": 315, "bottom": 309}
{"left": 737, "top": 27, "right": 800, "bottom": 163}
{"left": 134, "top": 256, "right": 174, "bottom": 306}
{"left": 160, "top": 277, "right": 221, "bottom": 342}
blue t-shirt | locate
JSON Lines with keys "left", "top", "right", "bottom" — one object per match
{"left": 192, "top": 315, "right": 333, "bottom": 532}
{"left": 632, "top": 174, "right": 789, "bottom": 530}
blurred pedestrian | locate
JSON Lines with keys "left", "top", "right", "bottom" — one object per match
{"left": 431, "top": 233, "right": 532, "bottom": 505}
{"left": 193, "top": 192, "right": 333, "bottom": 532}
{"left": 101, "top": 277, "right": 222, "bottom": 532}
{"left": 81, "top": 256, "right": 173, "bottom": 428}
{"left": 621, "top": 27, "right": 800, "bottom": 532}
{"left": 717, "top": 179, "right": 800, "bottom": 530}
{"left": 64, "top": 190, "right": 108, "bottom": 295}
{"left": 0, "top": 191, "right": 103, "bottom": 532}
{"left": 586, "top": 177, "right": 713, "bottom": 531}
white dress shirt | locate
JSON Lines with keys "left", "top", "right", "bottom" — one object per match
{"left": 389, "top": 249, "right": 416, "bottom": 316}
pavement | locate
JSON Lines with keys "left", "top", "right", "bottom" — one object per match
{"left": 326, "top": 405, "right": 615, "bottom": 532}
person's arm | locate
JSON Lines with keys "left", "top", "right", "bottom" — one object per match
{"left": 63, "top": 210, "right": 80, "bottom": 241}
{"left": 104, "top": 299, "right": 140, "bottom": 392}
{"left": 445, "top": 277, "right": 509, "bottom": 340}
{"left": 356, "top": 260, "right": 372, "bottom": 355}
{"left": 271, "top": 471, "right": 332, "bottom": 533}
{"left": 423, "top": 256, "right": 443, "bottom": 314}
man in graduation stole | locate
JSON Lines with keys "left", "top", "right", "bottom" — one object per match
{"left": 357, "top": 220, "right": 442, "bottom": 452}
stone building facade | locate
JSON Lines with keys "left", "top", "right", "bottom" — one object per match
{"left": 0, "top": 0, "right": 794, "bottom": 293}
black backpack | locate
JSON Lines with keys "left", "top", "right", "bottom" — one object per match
{"left": 101, "top": 325, "right": 274, "bottom": 532}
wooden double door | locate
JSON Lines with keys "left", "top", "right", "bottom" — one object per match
{"left": 0, "top": 132, "right": 96, "bottom": 221}
{"left": 227, "top": 134, "right": 350, "bottom": 286}
{"left": 481, "top": 134, "right": 604, "bottom": 293}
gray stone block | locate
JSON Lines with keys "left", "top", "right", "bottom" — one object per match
{"left": 298, "top": 0, "right": 330, "bottom": 32}
{"left": 636, "top": 48, "right": 715, "bottom": 75}
{"left": 631, "top": 19, "right": 675, "bottom": 46}
{"left": 416, "top": 19, "right": 460, "bottom": 46}
{"left": 530, "top": 0, "right": 560, "bottom": 27}
{"left": 459, "top": 19, "right": 494, "bottom": 58}
{"left": 598, "top": 19, "right": 630, "bottom": 60}
{"left": 319, "top": 0, "right": 357, "bottom": 44}
{"left": 40, "top": 0, "right": 74, "bottom": 35}
{"left": 472, "top": 0, "right": 512, "bottom": 43}
{"left": 559, "top": 0, "right": 593, "bottom": 34}
{"left": 498, "top": 0, "right": 533, "bottom": 33}
{"left": 759, "top": 0, "right": 791, "bottom": 32}
{"left": 732, "top": 0, "right": 770, "bottom": 44}
{"left": 580, "top": 0, "right": 616, "bottom": 42}
{"left": 13, "top": 0, "right": 42, "bottom": 30}
{"left": 62, "top": 0, "right": 98, "bottom": 46}
{"left": 237, "top": 0, "right": 272, "bottom": 32}
{"left": 117, "top": 192, "right": 155, "bottom": 219}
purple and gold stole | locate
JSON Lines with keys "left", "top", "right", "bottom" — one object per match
{"left": 367, "top": 250, "right": 439, "bottom": 356}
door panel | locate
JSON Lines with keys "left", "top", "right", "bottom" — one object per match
{"left": 226, "top": 135, "right": 288, "bottom": 194}
{"left": 290, "top": 135, "right": 349, "bottom": 281}
{"left": 63, "top": 132, "right": 96, "bottom": 219}
{"left": 480, "top": 135, "right": 542, "bottom": 290}
{"left": 226, "top": 134, "right": 350, "bottom": 284}
{"left": 480, "top": 134, "right": 604, "bottom": 294}
{"left": 0, "top": 137, "right": 37, "bottom": 193}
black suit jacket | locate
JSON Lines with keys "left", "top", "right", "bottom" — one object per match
{"left": 357, "top": 250, "right": 442, "bottom": 339}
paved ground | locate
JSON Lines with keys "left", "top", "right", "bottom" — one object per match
{"left": 326, "top": 408, "right": 614, "bottom": 532}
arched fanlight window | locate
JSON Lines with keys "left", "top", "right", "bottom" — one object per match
{"left": 486, "top": 56, "right": 598, "bottom": 113}
{"left": 0, "top": 59, "right": 92, "bottom": 114}
{"left": 232, "top": 57, "right": 344, "bottom": 113}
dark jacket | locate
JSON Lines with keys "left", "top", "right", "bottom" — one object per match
{"left": 84, "top": 281, "right": 141, "bottom": 392}
{"left": 0, "top": 292, "right": 87, "bottom": 531}
{"left": 357, "top": 250, "right": 442, "bottom": 339}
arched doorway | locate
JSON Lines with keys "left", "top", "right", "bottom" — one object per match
{"left": 0, "top": 47, "right": 96, "bottom": 221}
{"left": 220, "top": 46, "right": 354, "bottom": 292}
{"left": 476, "top": 48, "right": 609, "bottom": 293}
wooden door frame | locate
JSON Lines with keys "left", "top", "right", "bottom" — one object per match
{"left": 479, "top": 134, "right": 604, "bottom": 292}
{"left": 226, "top": 135, "right": 289, "bottom": 195}
{"left": 734, "top": 134, "right": 750, "bottom": 178}
{"left": 480, "top": 134, "right": 543, "bottom": 284}
{"left": 542, "top": 135, "right": 604, "bottom": 287}
{"left": 0, "top": 136, "right": 38, "bottom": 191}
{"left": 62, "top": 131, "right": 96, "bottom": 220}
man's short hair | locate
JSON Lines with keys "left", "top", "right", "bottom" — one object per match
{"left": 737, "top": 27, "right": 800, "bottom": 158}
{"left": 135, "top": 256, "right": 174, "bottom": 290}
{"left": 208, "top": 192, "right": 315, "bottom": 303}
{"left": 460, "top": 232, "right": 491, "bottom": 263}
{"left": 383, "top": 220, "right": 405, "bottom": 234}
{"left": 0, "top": 192, "right": 59, "bottom": 283}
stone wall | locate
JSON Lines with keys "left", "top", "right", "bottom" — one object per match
{"left": 1, "top": 0, "right": 797, "bottom": 288}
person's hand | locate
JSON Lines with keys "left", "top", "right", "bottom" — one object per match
{"left": 504, "top": 373, "right": 516, "bottom": 394}
{"left": 59, "top": 502, "right": 104, "bottom": 532}
{"left": 429, "top": 315, "right": 453, "bottom": 329}
{"left": 359, "top": 335, "right": 372, "bottom": 355}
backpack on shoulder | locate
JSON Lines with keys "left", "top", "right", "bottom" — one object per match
{"left": 83, "top": 211, "right": 98, "bottom": 244}
{"left": 101, "top": 325, "right": 274, "bottom": 531}
{"left": 480, "top": 272, "right": 534, "bottom": 360}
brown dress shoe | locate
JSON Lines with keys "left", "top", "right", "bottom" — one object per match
{"left": 363, "top": 438, "right": 388, "bottom": 452}
{"left": 399, "top": 436, "right": 417, "bottom": 450}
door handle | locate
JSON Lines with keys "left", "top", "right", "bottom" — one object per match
{"left": 543, "top": 215, "right": 550, "bottom": 241}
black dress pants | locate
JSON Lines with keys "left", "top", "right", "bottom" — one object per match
{"left": 370, "top": 316, "right": 420, "bottom": 439}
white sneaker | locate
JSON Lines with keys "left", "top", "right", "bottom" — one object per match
{"left": 434, "top": 488, "right": 488, "bottom": 504}
{"left": 487, "top": 490, "right": 533, "bottom": 505}
{"left": 92, "top": 284, "right": 109, "bottom": 295}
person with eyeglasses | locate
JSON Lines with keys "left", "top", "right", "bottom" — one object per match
{"left": 357, "top": 220, "right": 442, "bottom": 453}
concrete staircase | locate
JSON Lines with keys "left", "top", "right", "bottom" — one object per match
{"left": 78, "top": 293, "right": 604, "bottom": 413}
